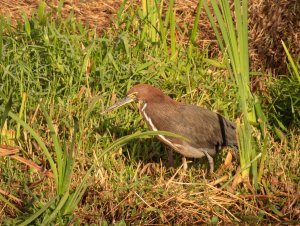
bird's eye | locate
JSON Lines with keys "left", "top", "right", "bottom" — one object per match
{"left": 128, "top": 92, "right": 138, "bottom": 99}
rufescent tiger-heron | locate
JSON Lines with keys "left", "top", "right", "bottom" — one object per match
{"left": 103, "top": 84, "right": 238, "bottom": 173}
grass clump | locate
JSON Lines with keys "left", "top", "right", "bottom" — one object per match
{"left": 0, "top": 0, "right": 299, "bottom": 224}
{"left": 267, "top": 42, "right": 300, "bottom": 133}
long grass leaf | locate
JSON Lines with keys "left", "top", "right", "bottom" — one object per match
{"left": 0, "top": 16, "right": 3, "bottom": 61}
{"left": 19, "top": 196, "right": 58, "bottom": 226}
{"left": 281, "top": 40, "right": 300, "bottom": 82}
{"left": 116, "top": 0, "right": 128, "bottom": 24}
{"left": 170, "top": 8, "right": 176, "bottom": 59}
{"left": 203, "top": 1, "right": 234, "bottom": 78}
{"left": 0, "top": 92, "right": 13, "bottom": 131}
{"left": 154, "top": 0, "right": 168, "bottom": 56}
{"left": 5, "top": 110, "right": 59, "bottom": 190}
{"left": 203, "top": 1, "right": 224, "bottom": 51}
{"left": 23, "top": 13, "right": 31, "bottom": 37}
{"left": 102, "top": 130, "right": 188, "bottom": 159}
{"left": 63, "top": 116, "right": 79, "bottom": 198}
{"left": 40, "top": 103, "right": 63, "bottom": 194}
{"left": 258, "top": 134, "right": 267, "bottom": 183}
{"left": 242, "top": 0, "right": 250, "bottom": 80}
{"left": 164, "top": 0, "right": 174, "bottom": 28}
{"left": 205, "top": 0, "right": 257, "bottom": 185}
{"left": 79, "top": 42, "right": 95, "bottom": 83}
{"left": 107, "top": 51, "right": 120, "bottom": 73}
{"left": 188, "top": 0, "right": 203, "bottom": 59}
{"left": 150, "top": 0, "right": 157, "bottom": 42}
{"left": 16, "top": 92, "right": 27, "bottom": 139}
{"left": 224, "top": 0, "right": 239, "bottom": 70}
{"left": 63, "top": 166, "right": 93, "bottom": 215}
{"left": 41, "top": 192, "right": 69, "bottom": 226}
{"left": 0, "top": 194, "right": 21, "bottom": 212}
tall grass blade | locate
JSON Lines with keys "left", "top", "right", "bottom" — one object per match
{"left": 116, "top": 0, "right": 128, "bottom": 23}
{"left": 19, "top": 196, "right": 58, "bottom": 226}
{"left": 203, "top": 1, "right": 233, "bottom": 77}
{"left": 0, "top": 92, "right": 12, "bottom": 131}
{"left": 188, "top": 0, "right": 203, "bottom": 60}
{"left": 281, "top": 40, "right": 300, "bottom": 83}
{"left": 16, "top": 92, "right": 27, "bottom": 139}
{"left": 164, "top": 0, "right": 174, "bottom": 28}
{"left": 204, "top": 0, "right": 258, "bottom": 186}
{"left": 150, "top": 0, "right": 157, "bottom": 42}
{"left": 57, "top": 0, "right": 64, "bottom": 14}
{"left": 37, "top": 1, "right": 46, "bottom": 25}
{"left": 154, "top": 0, "right": 168, "bottom": 56}
{"left": 63, "top": 166, "right": 93, "bottom": 215}
{"left": 108, "top": 51, "right": 120, "bottom": 73}
{"left": 0, "top": 16, "right": 3, "bottom": 61}
{"left": 102, "top": 130, "right": 188, "bottom": 157}
{"left": 170, "top": 8, "right": 176, "bottom": 59}
{"left": 4, "top": 109, "right": 59, "bottom": 190}
{"left": 40, "top": 103, "right": 64, "bottom": 194}
{"left": 23, "top": 13, "right": 31, "bottom": 37}
{"left": 62, "top": 116, "right": 79, "bottom": 203}
{"left": 257, "top": 135, "right": 267, "bottom": 183}
{"left": 41, "top": 192, "right": 69, "bottom": 226}
{"left": 80, "top": 43, "right": 95, "bottom": 87}
{"left": 0, "top": 194, "right": 21, "bottom": 212}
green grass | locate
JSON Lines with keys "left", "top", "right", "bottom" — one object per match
{"left": 203, "top": 0, "right": 258, "bottom": 187}
{"left": 0, "top": 1, "right": 299, "bottom": 224}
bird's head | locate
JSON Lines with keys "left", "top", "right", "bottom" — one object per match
{"left": 102, "top": 84, "right": 167, "bottom": 114}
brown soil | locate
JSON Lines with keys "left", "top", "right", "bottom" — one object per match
{"left": 0, "top": 0, "right": 122, "bottom": 32}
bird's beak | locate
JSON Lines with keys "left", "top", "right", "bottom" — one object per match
{"left": 102, "top": 94, "right": 136, "bottom": 114}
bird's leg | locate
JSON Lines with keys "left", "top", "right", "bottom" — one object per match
{"left": 167, "top": 149, "right": 175, "bottom": 167}
{"left": 203, "top": 151, "right": 214, "bottom": 173}
{"left": 182, "top": 157, "right": 188, "bottom": 171}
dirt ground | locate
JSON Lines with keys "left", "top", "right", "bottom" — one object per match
{"left": 0, "top": 0, "right": 122, "bottom": 31}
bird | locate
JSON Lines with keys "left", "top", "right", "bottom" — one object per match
{"left": 103, "top": 84, "right": 238, "bottom": 173}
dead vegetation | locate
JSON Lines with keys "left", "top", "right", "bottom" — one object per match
{"left": 76, "top": 134, "right": 300, "bottom": 224}
{"left": 249, "top": 0, "right": 300, "bottom": 74}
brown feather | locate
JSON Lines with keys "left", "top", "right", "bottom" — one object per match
{"left": 128, "top": 84, "right": 237, "bottom": 158}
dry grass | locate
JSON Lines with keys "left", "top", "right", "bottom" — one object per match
{"left": 249, "top": 0, "right": 300, "bottom": 74}
{"left": 1, "top": 88, "right": 298, "bottom": 223}
{"left": 1, "top": 107, "right": 299, "bottom": 224}
{"left": 74, "top": 132, "right": 300, "bottom": 224}
{"left": 0, "top": 0, "right": 121, "bottom": 33}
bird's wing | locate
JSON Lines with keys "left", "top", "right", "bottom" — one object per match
{"left": 147, "top": 103, "right": 226, "bottom": 149}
